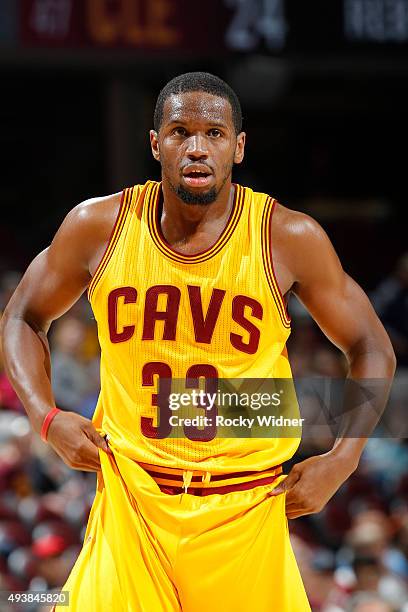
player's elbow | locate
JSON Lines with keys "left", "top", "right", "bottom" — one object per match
{"left": 373, "top": 328, "right": 397, "bottom": 374}
{"left": 0, "top": 305, "right": 13, "bottom": 338}
{"left": 1, "top": 296, "right": 23, "bottom": 332}
{"left": 0, "top": 308, "right": 13, "bottom": 365}
{"left": 382, "top": 341, "right": 397, "bottom": 374}
{"left": 0, "top": 304, "right": 19, "bottom": 347}
{"left": 1, "top": 301, "right": 42, "bottom": 343}
{"left": 348, "top": 330, "right": 397, "bottom": 376}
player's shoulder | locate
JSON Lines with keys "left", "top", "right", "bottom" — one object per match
{"left": 58, "top": 183, "right": 150, "bottom": 251}
{"left": 260, "top": 200, "right": 336, "bottom": 291}
{"left": 68, "top": 191, "right": 123, "bottom": 232}
{"left": 272, "top": 201, "right": 324, "bottom": 241}
{"left": 246, "top": 185, "right": 323, "bottom": 242}
{"left": 270, "top": 200, "right": 337, "bottom": 280}
{"left": 51, "top": 191, "right": 126, "bottom": 261}
{"left": 69, "top": 182, "right": 150, "bottom": 229}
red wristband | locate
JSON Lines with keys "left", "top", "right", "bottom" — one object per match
{"left": 40, "top": 407, "right": 61, "bottom": 442}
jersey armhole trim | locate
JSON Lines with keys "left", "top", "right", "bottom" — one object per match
{"left": 261, "top": 196, "right": 291, "bottom": 329}
{"left": 87, "top": 187, "right": 133, "bottom": 302}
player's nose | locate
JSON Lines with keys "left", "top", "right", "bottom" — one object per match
{"left": 185, "top": 134, "right": 209, "bottom": 159}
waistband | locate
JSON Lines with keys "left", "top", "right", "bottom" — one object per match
{"left": 138, "top": 462, "right": 283, "bottom": 496}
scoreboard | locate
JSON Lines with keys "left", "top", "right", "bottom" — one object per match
{"left": 2, "top": 0, "right": 408, "bottom": 54}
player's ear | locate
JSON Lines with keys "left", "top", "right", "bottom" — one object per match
{"left": 150, "top": 130, "right": 160, "bottom": 161}
{"left": 234, "top": 132, "right": 246, "bottom": 165}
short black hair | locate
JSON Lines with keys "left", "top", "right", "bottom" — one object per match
{"left": 154, "top": 72, "right": 243, "bottom": 135}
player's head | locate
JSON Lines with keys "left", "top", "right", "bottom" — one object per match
{"left": 150, "top": 72, "right": 246, "bottom": 205}
{"left": 154, "top": 72, "right": 243, "bottom": 135}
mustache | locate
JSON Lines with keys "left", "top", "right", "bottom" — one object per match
{"left": 180, "top": 163, "right": 213, "bottom": 173}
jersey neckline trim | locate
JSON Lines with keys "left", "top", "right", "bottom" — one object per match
{"left": 146, "top": 181, "right": 245, "bottom": 264}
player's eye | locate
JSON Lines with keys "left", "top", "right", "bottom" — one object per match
{"left": 172, "top": 127, "right": 187, "bottom": 137}
{"left": 208, "top": 129, "right": 222, "bottom": 138}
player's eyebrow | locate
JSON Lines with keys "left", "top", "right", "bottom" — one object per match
{"left": 166, "top": 118, "right": 229, "bottom": 129}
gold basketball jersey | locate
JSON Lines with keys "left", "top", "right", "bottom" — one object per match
{"left": 88, "top": 181, "right": 300, "bottom": 473}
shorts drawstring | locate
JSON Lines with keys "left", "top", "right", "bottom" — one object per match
{"left": 202, "top": 471, "right": 211, "bottom": 486}
{"left": 181, "top": 470, "right": 212, "bottom": 493}
{"left": 182, "top": 470, "right": 193, "bottom": 493}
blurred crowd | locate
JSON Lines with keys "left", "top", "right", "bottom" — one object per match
{"left": 1, "top": 253, "right": 408, "bottom": 612}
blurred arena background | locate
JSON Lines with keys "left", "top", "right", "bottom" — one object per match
{"left": 1, "top": 1, "right": 408, "bottom": 611}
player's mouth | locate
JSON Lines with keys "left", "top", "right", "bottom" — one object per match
{"left": 182, "top": 165, "right": 213, "bottom": 188}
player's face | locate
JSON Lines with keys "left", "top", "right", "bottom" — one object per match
{"left": 150, "top": 91, "right": 245, "bottom": 205}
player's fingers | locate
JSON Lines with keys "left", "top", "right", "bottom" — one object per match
{"left": 286, "top": 502, "right": 310, "bottom": 516}
{"left": 83, "top": 426, "right": 112, "bottom": 454}
{"left": 103, "top": 433, "right": 113, "bottom": 454}
{"left": 73, "top": 435, "right": 102, "bottom": 469}
{"left": 284, "top": 499, "right": 304, "bottom": 509}
{"left": 286, "top": 511, "right": 306, "bottom": 520}
{"left": 285, "top": 489, "right": 313, "bottom": 516}
{"left": 285, "top": 503, "right": 308, "bottom": 516}
{"left": 268, "top": 470, "right": 301, "bottom": 496}
{"left": 284, "top": 485, "right": 303, "bottom": 505}
{"left": 72, "top": 461, "right": 102, "bottom": 473}
{"left": 59, "top": 445, "right": 101, "bottom": 472}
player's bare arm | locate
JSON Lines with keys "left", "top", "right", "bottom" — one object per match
{"left": 0, "top": 194, "right": 121, "bottom": 471}
{"left": 269, "top": 204, "right": 396, "bottom": 518}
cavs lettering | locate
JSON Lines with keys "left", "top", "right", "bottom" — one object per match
{"left": 107, "top": 284, "right": 263, "bottom": 354}
{"left": 88, "top": 181, "right": 300, "bottom": 473}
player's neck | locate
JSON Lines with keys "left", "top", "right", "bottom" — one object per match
{"left": 159, "top": 180, "right": 235, "bottom": 246}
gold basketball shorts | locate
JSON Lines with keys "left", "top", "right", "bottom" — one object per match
{"left": 54, "top": 447, "right": 310, "bottom": 612}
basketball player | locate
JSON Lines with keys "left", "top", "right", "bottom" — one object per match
{"left": 1, "top": 73, "right": 395, "bottom": 611}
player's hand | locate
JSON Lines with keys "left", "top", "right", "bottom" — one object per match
{"left": 268, "top": 453, "right": 355, "bottom": 519}
{"left": 46, "top": 410, "right": 112, "bottom": 472}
